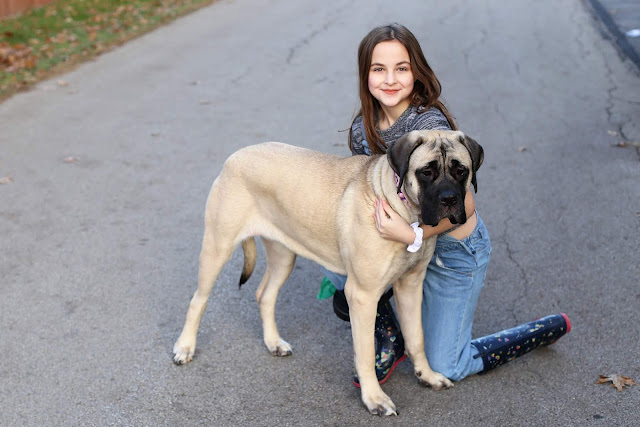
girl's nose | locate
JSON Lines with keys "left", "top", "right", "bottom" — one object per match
{"left": 385, "top": 70, "right": 396, "bottom": 85}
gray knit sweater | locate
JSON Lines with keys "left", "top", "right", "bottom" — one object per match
{"left": 350, "top": 105, "right": 451, "bottom": 155}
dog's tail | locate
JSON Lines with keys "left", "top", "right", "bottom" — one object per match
{"left": 239, "top": 237, "right": 257, "bottom": 288}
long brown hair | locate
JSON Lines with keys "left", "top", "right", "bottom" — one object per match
{"left": 349, "top": 23, "right": 457, "bottom": 154}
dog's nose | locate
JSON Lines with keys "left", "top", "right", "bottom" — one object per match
{"left": 440, "top": 191, "right": 457, "bottom": 207}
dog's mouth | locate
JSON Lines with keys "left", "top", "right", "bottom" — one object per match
{"left": 440, "top": 205, "right": 466, "bottom": 225}
{"left": 421, "top": 191, "right": 467, "bottom": 226}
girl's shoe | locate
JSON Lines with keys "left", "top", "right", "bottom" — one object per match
{"left": 332, "top": 289, "right": 350, "bottom": 322}
{"left": 353, "top": 295, "right": 406, "bottom": 387}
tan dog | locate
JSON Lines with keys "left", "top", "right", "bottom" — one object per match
{"left": 173, "top": 129, "right": 483, "bottom": 416}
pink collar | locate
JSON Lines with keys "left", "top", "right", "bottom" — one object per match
{"left": 394, "top": 173, "right": 411, "bottom": 207}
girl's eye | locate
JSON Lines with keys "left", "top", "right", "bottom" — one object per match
{"left": 373, "top": 67, "right": 384, "bottom": 72}
{"left": 398, "top": 67, "right": 408, "bottom": 72}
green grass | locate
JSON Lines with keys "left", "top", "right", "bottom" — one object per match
{"left": 0, "top": 0, "right": 216, "bottom": 101}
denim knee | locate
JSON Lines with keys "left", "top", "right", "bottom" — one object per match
{"left": 427, "top": 348, "right": 482, "bottom": 382}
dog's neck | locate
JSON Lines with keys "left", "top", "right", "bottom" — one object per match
{"left": 393, "top": 173, "right": 411, "bottom": 207}
{"left": 375, "top": 160, "right": 420, "bottom": 225}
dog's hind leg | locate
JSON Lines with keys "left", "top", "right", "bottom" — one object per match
{"left": 256, "top": 238, "right": 296, "bottom": 357}
{"left": 173, "top": 227, "right": 235, "bottom": 365}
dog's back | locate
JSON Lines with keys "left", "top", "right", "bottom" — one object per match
{"left": 209, "top": 142, "right": 372, "bottom": 272}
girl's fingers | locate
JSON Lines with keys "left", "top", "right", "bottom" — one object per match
{"left": 379, "top": 198, "right": 394, "bottom": 219}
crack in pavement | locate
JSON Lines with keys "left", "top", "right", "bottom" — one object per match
{"left": 285, "top": 2, "right": 350, "bottom": 65}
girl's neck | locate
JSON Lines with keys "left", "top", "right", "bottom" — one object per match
{"left": 377, "top": 101, "right": 410, "bottom": 131}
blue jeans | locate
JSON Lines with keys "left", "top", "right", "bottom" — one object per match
{"left": 321, "top": 215, "right": 491, "bottom": 382}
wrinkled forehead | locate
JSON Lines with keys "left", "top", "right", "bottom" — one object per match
{"left": 409, "top": 130, "right": 471, "bottom": 166}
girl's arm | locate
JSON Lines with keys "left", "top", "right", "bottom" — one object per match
{"left": 373, "top": 191, "right": 476, "bottom": 244}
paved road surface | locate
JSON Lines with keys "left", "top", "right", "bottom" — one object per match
{"left": 1, "top": 0, "right": 639, "bottom": 425}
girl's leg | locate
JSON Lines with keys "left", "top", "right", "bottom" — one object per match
{"left": 423, "top": 216, "right": 572, "bottom": 379}
{"left": 472, "top": 313, "right": 571, "bottom": 372}
{"left": 422, "top": 217, "right": 491, "bottom": 381}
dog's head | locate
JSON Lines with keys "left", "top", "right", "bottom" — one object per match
{"left": 387, "top": 130, "right": 483, "bottom": 226}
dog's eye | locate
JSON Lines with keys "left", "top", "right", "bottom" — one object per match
{"left": 454, "top": 167, "right": 468, "bottom": 179}
{"left": 419, "top": 166, "right": 437, "bottom": 179}
{"left": 418, "top": 161, "right": 438, "bottom": 179}
{"left": 450, "top": 160, "right": 468, "bottom": 179}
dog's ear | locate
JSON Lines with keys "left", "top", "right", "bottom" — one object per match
{"left": 459, "top": 134, "right": 484, "bottom": 193}
{"left": 387, "top": 131, "right": 424, "bottom": 192}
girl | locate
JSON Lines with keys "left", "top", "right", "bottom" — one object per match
{"left": 320, "top": 23, "right": 570, "bottom": 385}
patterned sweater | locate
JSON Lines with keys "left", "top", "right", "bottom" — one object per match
{"left": 350, "top": 105, "right": 452, "bottom": 155}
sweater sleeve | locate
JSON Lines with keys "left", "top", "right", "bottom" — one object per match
{"left": 350, "top": 117, "right": 371, "bottom": 155}
{"left": 412, "top": 107, "right": 452, "bottom": 131}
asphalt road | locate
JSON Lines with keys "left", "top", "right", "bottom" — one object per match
{"left": 1, "top": 0, "right": 639, "bottom": 425}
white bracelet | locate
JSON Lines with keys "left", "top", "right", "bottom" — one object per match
{"left": 407, "top": 222, "right": 423, "bottom": 252}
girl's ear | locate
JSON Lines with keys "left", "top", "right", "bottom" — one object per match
{"left": 387, "top": 131, "right": 424, "bottom": 191}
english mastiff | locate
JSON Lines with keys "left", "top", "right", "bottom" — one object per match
{"left": 173, "top": 129, "right": 483, "bottom": 416}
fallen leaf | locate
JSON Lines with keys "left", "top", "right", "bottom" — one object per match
{"left": 518, "top": 146, "right": 527, "bottom": 152}
{"left": 595, "top": 374, "right": 636, "bottom": 391}
{"left": 607, "top": 130, "right": 619, "bottom": 136}
{"left": 0, "top": 175, "right": 14, "bottom": 184}
{"left": 63, "top": 156, "right": 80, "bottom": 163}
{"left": 613, "top": 141, "right": 640, "bottom": 148}
{"left": 57, "top": 80, "right": 69, "bottom": 87}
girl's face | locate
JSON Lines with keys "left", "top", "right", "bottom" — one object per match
{"left": 367, "top": 40, "right": 414, "bottom": 116}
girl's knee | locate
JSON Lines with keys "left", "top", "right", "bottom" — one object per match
{"left": 429, "top": 358, "right": 464, "bottom": 381}
{"left": 427, "top": 351, "right": 478, "bottom": 382}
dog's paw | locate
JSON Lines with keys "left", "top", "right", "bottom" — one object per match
{"left": 415, "top": 370, "right": 454, "bottom": 391}
{"left": 362, "top": 389, "right": 397, "bottom": 416}
{"left": 265, "top": 338, "right": 293, "bottom": 357}
{"left": 172, "top": 341, "right": 195, "bottom": 365}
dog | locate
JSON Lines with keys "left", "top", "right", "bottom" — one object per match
{"left": 173, "top": 129, "right": 483, "bottom": 416}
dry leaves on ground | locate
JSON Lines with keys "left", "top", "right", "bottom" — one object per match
{"left": 0, "top": 41, "right": 37, "bottom": 72}
{"left": 595, "top": 374, "right": 637, "bottom": 391}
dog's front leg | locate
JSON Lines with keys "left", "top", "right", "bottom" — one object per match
{"left": 345, "top": 281, "right": 397, "bottom": 416}
{"left": 393, "top": 264, "right": 453, "bottom": 391}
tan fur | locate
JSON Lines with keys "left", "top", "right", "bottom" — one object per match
{"left": 173, "top": 130, "right": 480, "bottom": 416}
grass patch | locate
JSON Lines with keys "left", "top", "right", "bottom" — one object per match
{"left": 0, "top": 0, "right": 216, "bottom": 102}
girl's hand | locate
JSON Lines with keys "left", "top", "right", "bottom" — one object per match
{"left": 372, "top": 198, "right": 416, "bottom": 245}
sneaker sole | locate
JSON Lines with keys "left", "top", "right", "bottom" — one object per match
{"left": 353, "top": 354, "right": 407, "bottom": 388}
